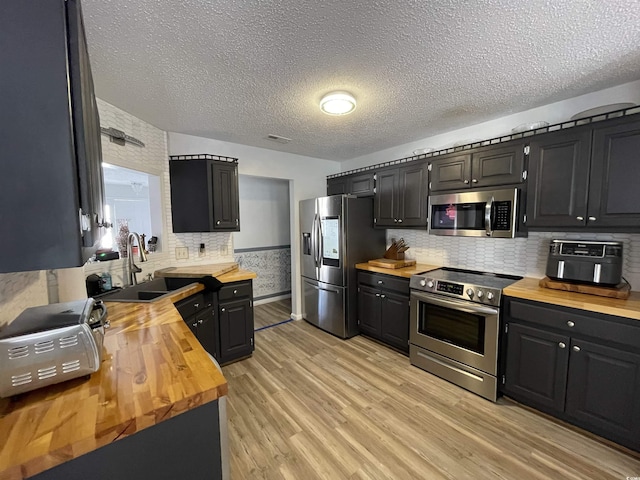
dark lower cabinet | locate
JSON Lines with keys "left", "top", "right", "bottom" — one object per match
{"left": 504, "top": 323, "right": 569, "bottom": 412}
{"left": 219, "top": 297, "right": 254, "bottom": 364}
{"left": 565, "top": 339, "right": 640, "bottom": 443}
{"left": 357, "top": 272, "right": 410, "bottom": 354}
{"left": 173, "top": 279, "right": 254, "bottom": 365}
{"left": 503, "top": 297, "right": 640, "bottom": 452}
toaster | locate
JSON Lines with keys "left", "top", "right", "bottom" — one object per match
{"left": 546, "top": 239, "right": 623, "bottom": 286}
{"left": 0, "top": 298, "right": 108, "bottom": 398}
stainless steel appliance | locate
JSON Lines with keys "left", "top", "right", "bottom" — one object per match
{"left": 0, "top": 298, "right": 108, "bottom": 398}
{"left": 428, "top": 188, "right": 522, "bottom": 238}
{"left": 300, "top": 195, "right": 386, "bottom": 338}
{"left": 409, "top": 268, "right": 521, "bottom": 401}
{"left": 546, "top": 239, "right": 623, "bottom": 286}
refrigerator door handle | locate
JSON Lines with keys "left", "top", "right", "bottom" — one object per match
{"left": 318, "top": 215, "right": 324, "bottom": 268}
{"left": 311, "top": 213, "right": 319, "bottom": 266}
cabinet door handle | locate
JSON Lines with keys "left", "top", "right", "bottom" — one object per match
{"left": 221, "top": 307, "right": 226, "bottom": 312}
{"left": 375, "top": 293, "right": 380, "bottom": 297}
{"left": 216, "top": 220, "right": 221, "bottom": 225}
{"left": 380, "top": 294, "right": 386, "bottom": 298}
{"left": 567, "top": 321, "right": 575, "bottom": 327}
{"left": 377, "top": 280, "right": 383, "bottom": 284}
{"left": 198, "top": 319, "right": 203, "bottom": 324}
{"left": 472, "top": 179, "right": 478, "bottom": 183}
{"left": 572, "top": 345, "right": 581, "bottom": 352}
{"left": 558, "top": 342, "right": 566, "bottom": 349}
{"left": 192, "top": 322, "right": 198, "bottom": 328}
{"left": 588, "top": 216, "right": 596, "bottom": 221}
{"left": 194, "top": 303, "right": 199, "bottom": 308}
{"left": 464, "top": 180, "right": 469, "bottom": 184}
{"left": 233, "top": 289, "right": 238, "bottom": 294}
{"left": 394, "top": 219, "right": 398, "bottom": 223}
{"left": 398, "top": 219, "right": 403, "bottom": 223}
{"left": 576, "top": 216, "right": 584, "bottom": 221}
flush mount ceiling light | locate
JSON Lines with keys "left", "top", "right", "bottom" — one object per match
{"left": 320, "top": 91, "right": 356, "bottom": 116}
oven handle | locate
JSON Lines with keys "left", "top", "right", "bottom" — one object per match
{"left": 412, "top": 292, "right": 499, "bottom": 316}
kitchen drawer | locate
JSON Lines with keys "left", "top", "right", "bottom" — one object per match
{"left": 506, "top": 298, "right": 640, "bottom": 350}
{"left": 358, "top": 271, "right": 409, "bottom": 294}
{"left": 218, "top": 281, "right": 252, "bottom": 301}
{"left": 175, "top": 292, "right": 206, "bottom": 319}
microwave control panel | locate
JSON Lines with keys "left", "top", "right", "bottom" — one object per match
{"left": 493, "top": 201, "right": 512, "bottom": 230}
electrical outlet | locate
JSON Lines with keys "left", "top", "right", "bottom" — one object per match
{"left": 220, "top": 245, "right": 228, "bottom": 255}
{"left": 199, "top": 243, "right": 206, "bottom": 257}
{"left": 175, "top": 247, "right": 189, "bottom": 259}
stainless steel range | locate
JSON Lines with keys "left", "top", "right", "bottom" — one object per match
{"left": 409, "top": 267, "right": 522, "bottom": 401}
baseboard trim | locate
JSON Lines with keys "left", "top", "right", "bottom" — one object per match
{"left": 253, "top": 293, "right": 291, "bottom": 306}
{"left": 291, "top": 313, "right": 303, "bottom": 321}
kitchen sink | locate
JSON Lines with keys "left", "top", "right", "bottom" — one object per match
{"left": 97, "top": 278, "right": 197, "bottom": 303}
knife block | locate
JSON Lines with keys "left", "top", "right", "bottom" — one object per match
{"left": 383, "top": 251, "right": 405, "bottom": 260}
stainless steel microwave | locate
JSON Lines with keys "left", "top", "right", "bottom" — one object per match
{"left": 428, "top": 188, "right": 520, "bottom": 238}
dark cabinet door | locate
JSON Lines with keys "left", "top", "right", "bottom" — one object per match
{"left": 219, "top": 298, "right": 253, "bottom": 364}
{"left": 471, "top": 143, "right": 525, "bottom": 188}
{"left": 327, "top": 177, "right": 347, "bottom": 196}
{"left": 374, "top": 168, "right": 399, "bottom": 227}
{"left": 210, "top": 162, "right": 240, "bottom": 230}
{"left": 429, "top": 154, "right": 471, "bottom": 192}
{"left": 504, "top": 323, "right": 570, "bottom": 413}
{"left": 526, "top": 128, "right": 592, "bottom": 228}
{"left": 349, "top": 172, "right": 376, "bottom": 197}
{"left": 380, "top": 291, "right": 410, "bottom": 353}
{"left": 358, "top": 285, "right": 381, "bottom": 337}
{"left": 587, "top": 119, "right": 640, "bottom": 229}
{"left": 565, "top": 339, "right": 640, "bottom": 447}
{"left": 195, "top": 308, "right": 219, "bottom": 359}
{"left": 397, "top": 162, "right": 428, "bottom": 227}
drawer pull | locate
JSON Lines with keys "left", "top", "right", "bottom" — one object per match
{"left": 221, "top": 308, "right": 226, "bottom": 312}
{"left": 192, "top": 322, "right": 197, "bottom": 328}
{"left": 572, "top": 345, "right": 581, "bottom": 352}
{"left": 375, "top": 293, "right": 380, "bottom": 297}
{"left": 198, "top": 319, "right": 203, "bottom": 324}
{"left": 558, "top": 342, "right": 566, "bottom": 349}
{"left": 233, "top": 289, "right": 238, "bottom": 294}
{"left": 377, "top": 280, "right": 383, "bottom": 285}
{"left": 194, "top": 303, "right": 200, "bottom": 308}
{"left": 576, "top": 216, "right": 584, "bottom": 221}
{"left": 566, "top": 321, "right": 575, "bottom": 328}
{"left": 380, "top": 294, "right": 386, "bottom": 298}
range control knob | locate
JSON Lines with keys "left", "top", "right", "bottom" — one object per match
{"left": 486, "top": 292, "right": 495, "bottom": 301}
{"left": 477, "top": 290, "right": 484, "bottom": 299}
{"left": 466, "top": 288, "right": 474, "bottom": 297}
{"left": 426, "top": 280, "right": 434, "bottom": 288}
{"left": 419, "top": 279, "right": 427, "bottom": 287}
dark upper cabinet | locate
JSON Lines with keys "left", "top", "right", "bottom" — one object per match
{"left": 374, "top": 161, "right": 428, "bottom": 228}
{"left": 429, "top": 142, "right": 525, "bottom": 192}
{"left": 169, "top": 157, "right": 240, "bottom": 232}
{"left": 587, "top": 119, "right": 640, "bottom": 228}
{"left": 526, "top": 128, "right": 592, "bottom": 228}
{"left": 527, "top": 115, "right": 640, "bottom": 231}
{"left": 0, "top": 0, "right": 105, "bottom": 273}
{"left": 327, "top": 171, "right": 375, "bottom": 197}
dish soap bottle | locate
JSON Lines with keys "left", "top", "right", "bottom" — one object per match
{"left": 101, "top": 272, "right": 112, "bottom": 291}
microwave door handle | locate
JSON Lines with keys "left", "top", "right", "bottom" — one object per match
{"left": 484, "top": 196, "right": 494, "bottom": 237}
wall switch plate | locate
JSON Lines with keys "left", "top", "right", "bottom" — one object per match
{"left": 175, "top": 247, "right": 189, "bottom": 259}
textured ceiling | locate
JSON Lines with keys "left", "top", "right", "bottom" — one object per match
{"left": 82, "top": 0, "right": 640, "bottom": 161}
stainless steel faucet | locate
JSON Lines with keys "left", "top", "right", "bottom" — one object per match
{"left": 127, "top": 232, "right": 148, "bottom": 285}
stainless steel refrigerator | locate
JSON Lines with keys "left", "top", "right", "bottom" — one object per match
{"left": 300, "top": 195, "right": 386, "bottom": 338}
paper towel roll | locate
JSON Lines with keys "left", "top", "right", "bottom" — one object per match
{"left": 57, "top": 267, "right": 88, "bottom": 302}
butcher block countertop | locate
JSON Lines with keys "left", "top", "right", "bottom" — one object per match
{"left": 504, "top": 277, "right": 640, "bottom": 321}
{"left": 0, "top": 284, "right": 228, "bottom": 480}
{"left": 154, "top": 261, "right": 239, "bottom": 279}
{"left": 355, "top": 262, "right": 440, "bottom": 279}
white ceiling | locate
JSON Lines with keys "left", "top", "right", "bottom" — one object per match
{"left": 82, "top": 0, "right": 640, "bottom": 161}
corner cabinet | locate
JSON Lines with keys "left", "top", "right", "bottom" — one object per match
{"left": 374, "top": 161, "right": 428, "bottom": 228}
{"left": 502, "top": 297, "right": 640, "bottom": 452}
{"left": 0, "top": 0, "right": 105, "bottom": 273}
{"left": 527, "top": 115, "right": 640, "bottom": 231}
{"left": 357, "top": 271, "right": 410, "bottom": 354}
{"left": 327, "top": 171, "right": 376, "bottom": 197}
{"left": 169, "top": 155, "right": 240, "bottom": 232}
{"left": 172, "top": 280, "right": 254, "bottom": 365}
{"left": 429, "top": 142, "right": 525, "bottom": 192}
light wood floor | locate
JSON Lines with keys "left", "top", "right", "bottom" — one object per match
{"left": 223, "top": 304, "right": 640, "bottom": 480}
{"left": 254, "top": 298, "right": 292, "bottom": 330}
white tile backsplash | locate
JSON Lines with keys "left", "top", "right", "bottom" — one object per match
{"left": 389, "top": 230, "right": 640, "bottom": 289}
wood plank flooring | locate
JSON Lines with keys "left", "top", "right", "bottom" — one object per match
{"left": 223, "top": 303, "right": 640, "bottom": 480}
{"left": 254, "top": 299, "right": 292, "bottom": 330}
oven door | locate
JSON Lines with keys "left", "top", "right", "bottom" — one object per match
{"left": 410, "top": 291, "right": 499, "bottom": 375}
